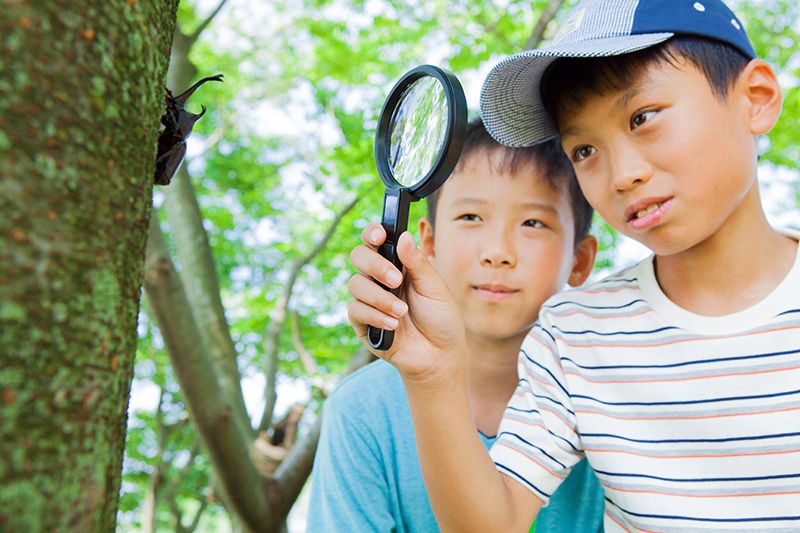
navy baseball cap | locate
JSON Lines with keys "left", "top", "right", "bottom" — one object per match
{"left": 480, "top": 0, "right": 756, "bottom": 147}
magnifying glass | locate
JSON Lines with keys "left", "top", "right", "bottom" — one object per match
{"left": 368, "top": 64, "right": 467, "bottom": 350}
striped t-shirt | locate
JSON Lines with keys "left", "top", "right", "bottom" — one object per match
{"left": 491, "top": 234, "right": 800, "bottom": 532}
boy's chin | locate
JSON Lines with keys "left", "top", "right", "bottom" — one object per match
{"left": 464, "top": 318, "right": 534, "bottom": 344}
{"left": 614, "top": 222, "right": 700, "bottom": 258}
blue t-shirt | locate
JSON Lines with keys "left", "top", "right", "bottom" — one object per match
{"left": 308, "top": 361, "right": 605, "bottom": 532}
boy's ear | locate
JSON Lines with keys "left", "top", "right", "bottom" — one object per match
{"left": 739, "top": 59, "right": 783, "bottom": 136}
{"left": 567, "top": 235, "right": 598, "bottom": 287}
{"left": 419, "top": 217, "right": 436, "bottom": 259}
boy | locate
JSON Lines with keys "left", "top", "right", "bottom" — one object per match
{"left": 348, "top": 0, "right": 800, "bottom": 531}
{"left": 310, "top": 120, "right": 605, "bottom": 531}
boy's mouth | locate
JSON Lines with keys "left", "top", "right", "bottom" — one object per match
{"left": 474, "top": 284, "right": 518, "bottom": 302}
{"left": 625, "top": 197, "right": 673, "bottom": 230}
{"left": 625, "top": 197, "right": 672, "bottom": 221}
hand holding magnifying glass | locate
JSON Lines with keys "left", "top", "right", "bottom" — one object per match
{"left": 368, "top": 65, "right": 467, "bottom": 350}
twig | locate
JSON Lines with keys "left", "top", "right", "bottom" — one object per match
{"left": 524, "top": 0, "right": 566, "bottom": 50}
{"left": 188, "top": 0, "right": 230, "bottom": 45}
{"left": 258, "top": 192, "right": 364, "bottom": 432}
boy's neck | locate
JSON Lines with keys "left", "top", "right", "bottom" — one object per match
{"left": 653, "top": 186, "right": 796, "bottom": 316}
{"left": 465, "top": 330, "right": 525, "bottom": 436}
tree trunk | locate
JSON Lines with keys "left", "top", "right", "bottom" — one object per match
{"left": 0, "top": 2, "right": 178, "bottom": 530}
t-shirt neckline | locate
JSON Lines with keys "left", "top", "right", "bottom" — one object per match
{"left": 636, "top": 229, "right": 800, "bottom": 335}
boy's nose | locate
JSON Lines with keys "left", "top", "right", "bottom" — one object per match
{"left": 610, "top": 146, "right": 652, "bottom": 192}
{"left": 479, "top": 229, "right": 517, "bottom": 267}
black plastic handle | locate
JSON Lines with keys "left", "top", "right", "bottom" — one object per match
{"left": 368, "top": 189, "right": 412, "bottom": 350}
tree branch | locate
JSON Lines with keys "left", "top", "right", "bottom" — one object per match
{"left": 141, "top": 387, "right": 167, "bottom": 533}
{"left": 290, "top": 310, "right": 319, "bottom": 377}
{"left": 192, "top": 126, "right": 225, "bottom": 160}
{"left": 163, "top": 442, "right": 201, "bottom": 509}
{"left": 144, "top": 216, "right": 272, "bottom": 531}
{"left": 184, "top": 497, "right": 209, "bottom": 533}
{"left": 290, "top": 310, "right": 330, "bottom": 397}
{"left": 266, "top": 347, "right": 373, "bottom": 522}
{"left": 258, "top": 193, "right": 363, "bottom": 432}
{"left": 188, "top": 0, "right": 230, "bottom": 46}
{"left": 166, "top": 489, "right": 185, "bottom": 533}
{"left": 524, "top": 0, "right": 566, "bottom": 50}
{"left": 162, "top": 166, "right": 252, "bottom": 437}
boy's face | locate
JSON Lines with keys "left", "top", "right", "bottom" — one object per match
{"left": 420, "top": 149, "right": 590, "bottom": 345}
{"left": 559, "top": 58, "right": 763, "bottom": 256}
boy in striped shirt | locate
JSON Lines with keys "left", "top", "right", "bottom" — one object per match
{"left": 348, "top": 0, "right": 800, "bottom": 531}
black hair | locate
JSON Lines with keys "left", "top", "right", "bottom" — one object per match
{"left": 541, "top": 36, "right": 752, "bottom": 128}
{"left": 426, "top": 118, "right": 593, "bottom": 245}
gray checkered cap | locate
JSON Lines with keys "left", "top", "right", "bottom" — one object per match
{"left": 480, "top": 33, "right": 672, "bottom": 147}
{"left": 480, "top": 0, "right": 681, "bottom": 147}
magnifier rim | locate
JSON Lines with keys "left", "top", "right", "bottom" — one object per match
{"left": 374, "top": 64, "right": 466, "bottom": 199}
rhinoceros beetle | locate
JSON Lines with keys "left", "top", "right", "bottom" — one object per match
{"left": 154, "top": 74, "right": 224, "bottom": 186}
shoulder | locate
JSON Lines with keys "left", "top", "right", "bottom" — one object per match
{"left": 318, "top": 360, "right": 414, "bottom": 462}
{"left": 538, "top": 260, "right": 649, "bottom": 323}
{"left": 324, "top": 360, "right": 407, "bottom": 420}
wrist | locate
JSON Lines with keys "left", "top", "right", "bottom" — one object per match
{"left": 400, "top": 342, "right": 469, "bottom": 394}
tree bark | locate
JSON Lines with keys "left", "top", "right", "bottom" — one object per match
{"left": 0, "top": 2, "right": 177, "bottom": 531}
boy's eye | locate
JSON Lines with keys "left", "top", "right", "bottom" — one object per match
{"left": 457, "top": 213, "right": 481, "bottom": 222}
{"left": 571, "top": 145, "right": 597, "bottom": 162}
{"left": 523, "top": 219, "right": 545, "bottom": 229}
{"left": 631, "top": 110, "right": 657, "bottom": 130}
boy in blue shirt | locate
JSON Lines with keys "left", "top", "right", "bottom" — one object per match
{"left": 348, "top": 0, "right": 799, "bottom": 531}
{"left": 309, "top": 120, "right": 605, "bottom": 531}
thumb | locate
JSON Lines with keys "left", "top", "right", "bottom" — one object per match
{"left": 396, "top": 231, "right": 449, "bottom": 299}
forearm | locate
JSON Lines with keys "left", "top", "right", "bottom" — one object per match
{"left": 404, "top": 365, "right": 540, "bottom": 532}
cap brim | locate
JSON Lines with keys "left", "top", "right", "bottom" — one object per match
{"left": 480, "top": 32, "right": 674, "bottom": 147}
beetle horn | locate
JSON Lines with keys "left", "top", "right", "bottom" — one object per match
{"left": 174, "top": 74, "right": 224, "bottom": 105}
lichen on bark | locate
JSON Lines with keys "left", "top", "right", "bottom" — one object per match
{"left": 0, "top": 1, "right": 179, "bottom": 530}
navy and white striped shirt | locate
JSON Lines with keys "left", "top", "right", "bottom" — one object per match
{"left": 492, "top": 233, "right": 800, "bottom": 532}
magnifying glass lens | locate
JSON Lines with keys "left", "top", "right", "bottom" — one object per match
{"left": 388, "top": 77, "right": 448, "bottom": 188}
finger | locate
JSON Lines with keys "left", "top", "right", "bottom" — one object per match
{"left": 347, "top": 299, "right": 400, "bottom": 332}
{"left": 360, "top": 223, "right": 386, "bottom": 250}
{"left": 349, "top": 274, "right": 408, "bottom": 318}
{"left": 349, "top": 245, "right": 403, "bottom": 289}
{"left": 396, "top": 232, "right": 448, "bottom": 297}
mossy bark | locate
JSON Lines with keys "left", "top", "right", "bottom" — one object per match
{"left": 0, "top": 2, "right": 178, "bottom": 530}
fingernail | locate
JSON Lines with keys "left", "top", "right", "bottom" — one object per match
{"left": 386, "top": 270, "right": 402, "bottom": 286}
{"left": 383, "top": 316, "right": 399, "bottom": 328}
{"left": 392, "top": 301, "right": 407, "bottom": 316}
{"left": 370, "top": 228, "right": 383, "bottom": 244}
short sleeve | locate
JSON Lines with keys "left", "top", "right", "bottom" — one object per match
{"left": 307, "top": 391, "right": 396, "bottom": 532}
{"left": 490, "top": 319, "right": 584, "bottom": 503}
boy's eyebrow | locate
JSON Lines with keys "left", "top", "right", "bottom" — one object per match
{"left": 560, "top": 79, "right": 652, "bottom": 140}
{"left": 615, "top": 81, "right": 648, "bottom": 109}
{"left": 451, "top": 198, "right": 559, "bottom": 214}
